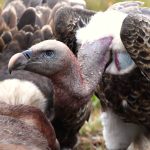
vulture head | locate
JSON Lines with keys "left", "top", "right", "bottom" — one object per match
{"left": 8, "top": 40, "right": 73, "bottom": 77}
{"left": 76, "top": 1, "right": 145, "bottom": 75}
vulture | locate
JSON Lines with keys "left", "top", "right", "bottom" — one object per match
{"left": 77, "top": 1, "right": 150, "bottom": 150}
{"left": 51, "top": 1, "right": 150, "bottom": 149}
{"left": 0, "top": 1, "right": 55, "bottom": 120}
{"left": 8, "top": 37, "right": 112, "bottom": 149}
{"left": 0, "top": 102, "right": 59, "bottom": 150}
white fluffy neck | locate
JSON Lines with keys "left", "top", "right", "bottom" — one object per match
{"left": 76, "top": 10, "right": 127, "bottom": 51}
{"left": 0, "top": 79, "right": 46, "bottom": 112}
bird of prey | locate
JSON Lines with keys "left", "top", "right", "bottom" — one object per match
{"left": 52, "top": 1, "right": 150, "bottom": 149}
{"left": 76, "top": 1, "right": 150, "bottom": 149}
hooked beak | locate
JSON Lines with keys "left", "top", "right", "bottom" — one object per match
{"left": 8, "top": 50, "right": 32, "bottom": 74}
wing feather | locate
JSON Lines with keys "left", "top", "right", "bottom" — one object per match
{"left": 121, "top": 14, "right": 150, "bottom": 80}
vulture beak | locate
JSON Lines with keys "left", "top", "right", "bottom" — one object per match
{"left": 8, "top": 50, "right": 32, "bottom": 74}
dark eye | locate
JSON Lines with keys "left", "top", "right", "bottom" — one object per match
{"left": 45, "top": 50, "right": 54, "bottom": 57}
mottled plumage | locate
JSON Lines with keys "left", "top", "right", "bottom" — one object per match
{"left": 50, "top": 1, "right": 150, "bottom": 149}
{"left": 51, "top": 6, "right": 95, "bottom": 53}
{"left": 97, "top": 4, "right": 150, "bottom": 128}
{"left": 98, "top": 68, "right": 150, "bottom": 126}
{"left": 121, "top": 13, "right": 150, "bottom": 80}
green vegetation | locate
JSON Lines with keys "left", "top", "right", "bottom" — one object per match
{"left": 85, "top": 0, "right": 150, "bottom": 11}
{"left": 0, "top": 0, "right": 3, "bottom": 6}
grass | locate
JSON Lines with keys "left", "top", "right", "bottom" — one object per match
{"left": 77, "top": 96, "right": 106, "bottom": 150}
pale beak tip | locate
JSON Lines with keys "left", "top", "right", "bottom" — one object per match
{"left": 8, "top": 53, "right": 28, "bottom": 73}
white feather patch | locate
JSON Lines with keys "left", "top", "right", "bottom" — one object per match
{"left": 76, "top": 10, "right": 127, "bottom": 51}
{"left": 0, "top": 79, "right": 46, "bottom": 112}
{"left": 100, "top": 110, "right": 142, "bottom": 149}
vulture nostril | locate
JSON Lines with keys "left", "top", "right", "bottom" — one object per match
{"left": 26, "top": 53, "right": 31, "bottom": 59}
{"left": 22, "top": 50, "right": 32, "bottom": 59}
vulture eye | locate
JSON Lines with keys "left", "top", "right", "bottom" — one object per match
{"left": 45, "top": 50, "right": 54, "bottom": 57}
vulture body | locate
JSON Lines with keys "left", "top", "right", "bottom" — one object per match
{"left": 0, "top": 102, "right": 59, "bottom": 150}
{"left": 51, "top": 1, "right": 150, "bottom": 149}
{"left": 8, "top": 37, "right": 112, "bottom": 149}
{"left": 77, "top": 2, "right": 150, "bottom": 150}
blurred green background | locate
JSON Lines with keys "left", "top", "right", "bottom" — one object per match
{"left": 0, "top": 0, "right": 3, "bottom": 6}
{"left": 85, "top": 0, "right": 150, "bottom": 11}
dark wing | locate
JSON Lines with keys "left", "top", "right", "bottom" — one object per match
{"left": 120, "top": 13, "right": 150, "bottom": 80}
{"left": 51, "top": 6, "right": 95, "bottom": 54}
{"left": 17, "top": 8, "right": 36, "bottom": 30}
{"left": 99, "top": 11, "right": 150, "bottom": 127}
{"left": 96, "top": 5, "right": 150, "bottom": 127}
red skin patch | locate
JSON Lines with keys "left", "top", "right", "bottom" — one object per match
{"left": 114, "top": 51, "right": 120, "bottom": 71}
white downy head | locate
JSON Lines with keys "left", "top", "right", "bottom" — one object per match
{"left": 76, "top": 9, "right": 127, "bottom": 52}
{"left": 76, "top": 10, "right": 136, "bottom": 75}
